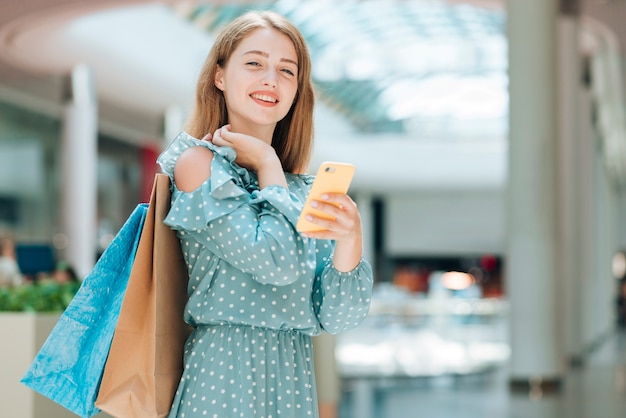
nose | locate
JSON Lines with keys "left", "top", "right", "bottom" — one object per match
{"left": 262, "top": 70, "right": 277, "bottom": 88}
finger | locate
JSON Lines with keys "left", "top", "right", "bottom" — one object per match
{"left": 212, "top": 128, "right": 226, "bottom": 145}
{"left": 300, "top": 220, "right": 351, "bottom": 240}
{"left": 201, "top": 132, "right": 212, "bottom": 141}
{"left": 215, "top": 126, "right": 236, "bottom": 144}
{"left": 303, "top": 213, "right": 338, "bottom": 231}
{"left": 216, "top": 125, "right": 231, "bottom": 136}
{"left": 310, "top": 199, "right": 347, "bottom": 217}
{"left": 319, "top": 193, "right": 356, "bottom": 209}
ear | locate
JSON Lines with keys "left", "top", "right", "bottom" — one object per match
{"left": 214, "top": 65, "right": 225, "bottom": 91}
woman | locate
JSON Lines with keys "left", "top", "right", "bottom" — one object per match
{"left": 158, "top": 10, "right": 373, "bottom": 418}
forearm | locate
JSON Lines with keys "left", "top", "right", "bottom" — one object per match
{"left": 255, "top": 152, "right": 288, "bottom": 190}
{"left": 332, "top": 236, "right": 362, "bottom": 272}
{"left": 314, "top": 258, "right": 373, "bottom": 333}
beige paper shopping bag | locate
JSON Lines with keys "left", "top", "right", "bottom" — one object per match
{"left": 96, "top": 173, "right": 192, "bottom": 417}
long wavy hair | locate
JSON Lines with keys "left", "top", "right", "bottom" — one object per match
{"left": 185, "top": 11, "right": 315, "bottom": 174}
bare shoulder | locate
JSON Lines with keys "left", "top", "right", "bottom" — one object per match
{"left": 174, "top": 146, "right": 214, "bottom": 192}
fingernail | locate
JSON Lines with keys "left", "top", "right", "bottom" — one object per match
{"left": 310, "top": 201, "right": 318, "bottom": 208}
{"left": 320, "top": 194, "right": 329, "bottom": 200}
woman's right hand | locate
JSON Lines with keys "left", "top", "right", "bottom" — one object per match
{"left": 210, "top": 125, "right": 288, "bottom": 189}
{"left": 210, "top": 125, "right": 278, "bottom": 172}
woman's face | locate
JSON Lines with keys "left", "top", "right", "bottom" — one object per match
{"left": 214, "top": 28, "right": 299, "bottom": 135}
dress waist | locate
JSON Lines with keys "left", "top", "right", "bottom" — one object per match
{"left": 193, "top": 322, "right": 308, "bottom": 338}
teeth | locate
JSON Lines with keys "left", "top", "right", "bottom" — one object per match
{"left": 251, "top": 94, "right": 277, "bottom": 103}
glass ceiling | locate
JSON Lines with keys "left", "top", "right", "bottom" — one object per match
{"left": 181, "top": 0, "right": 507, "bottom": 139}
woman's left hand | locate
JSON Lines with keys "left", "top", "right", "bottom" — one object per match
{"left": 302, "top": 192, "right": 364, "bottom": 272}
{"left": 300, "top": 192, "right": 362, "bottom": 242}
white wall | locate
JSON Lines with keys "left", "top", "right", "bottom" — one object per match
{"left": 384, "top": 191, "right": 505, "bottom": 257}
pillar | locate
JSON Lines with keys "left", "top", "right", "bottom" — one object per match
{"left": 556, "top": 1, "right": 584, "bottom": 365}
{"left": 573, "top": 9, "right": 621, "bottom": 360}
{"left": 60, "top": 64, "right": 98, "bottom": 279}
{"left": 506, "top": 0, "right": 563, "bottom": 390}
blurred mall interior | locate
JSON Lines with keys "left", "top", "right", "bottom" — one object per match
{"left": 1, "top": 0, "right": 626, "bottom": 417}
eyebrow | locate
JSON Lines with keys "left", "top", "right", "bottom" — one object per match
{"left": 243, "top": 50, "right": 298, "bottom": 67}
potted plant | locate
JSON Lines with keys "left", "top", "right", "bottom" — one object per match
{"left": 0, "top": 280, "right": 81, "bottom": 418}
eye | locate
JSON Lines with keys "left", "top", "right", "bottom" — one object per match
{"left": 281, "top": 68, "right": 296, "bottom": 76}
{"left": 246, "top": 61, "right": 261, "bottom": 67}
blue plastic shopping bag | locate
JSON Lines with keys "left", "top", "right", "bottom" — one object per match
{"left": 21, "top": 203, "right": 148, "bottom": 418}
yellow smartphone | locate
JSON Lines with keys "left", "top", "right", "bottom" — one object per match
{"left": 296, "top": 161, "right": 355, "bottom": 233}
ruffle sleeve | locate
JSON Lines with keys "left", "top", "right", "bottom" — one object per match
{"left": 156, "top": 131, "right": 312, "bottom": 286}
{"left": 157, "top": 131, "right": 253, "bottom": 231}
{"left": 249, "top": 186, "right": 305, "bottom": 227}
{"left": 313, "top": 259, "right": 374, "bottom": 334}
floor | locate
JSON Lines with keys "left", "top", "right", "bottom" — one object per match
{"left": 20, "top": 292, "right": 626, "bottom": 418}
{"left": 339, "top": 330, "right": 626, "bottom": 418}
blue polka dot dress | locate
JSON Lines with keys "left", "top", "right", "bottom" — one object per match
{"left": 157, "top": 132, "right": 374, "bottom": 418}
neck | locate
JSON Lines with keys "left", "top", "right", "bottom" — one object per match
{"left": 230, "top": 121, "right": 276, "bottom": 145}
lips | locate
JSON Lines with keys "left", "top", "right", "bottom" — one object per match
{"left": 250, "top": 92, "right": 279, "bottom": 104}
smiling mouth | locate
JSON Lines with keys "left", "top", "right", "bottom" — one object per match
{"left": 250, "top": 93, "right": 278, "bottom": 103}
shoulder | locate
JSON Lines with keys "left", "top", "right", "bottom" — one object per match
{"left": 174, "top": 146, "right": 214, "bottom": 192}
{"left": 290, "top": 173, "right": 315, "bottom": 190}
{"left": 284, "top": 173, "right": 315, "bottom": 199}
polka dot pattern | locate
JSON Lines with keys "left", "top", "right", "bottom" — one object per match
{"left": 157, "top": 132, "right": 374, "bottom": 417}
{"left": 169, "top": 325, "right": 317, "bottom": 418}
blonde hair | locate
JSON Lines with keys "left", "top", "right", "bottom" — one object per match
{"left": 185, "top": 11, "right": 315, "bottom": 174}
